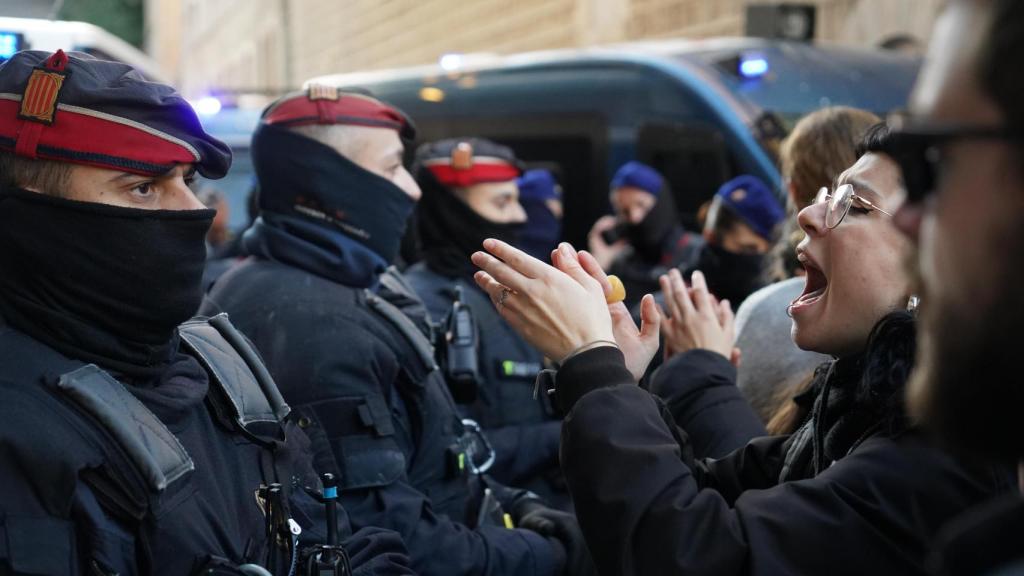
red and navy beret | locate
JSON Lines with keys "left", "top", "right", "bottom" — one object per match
{"left": 415, "top": 138, "right": 522, "bottom": 188}
{"left": 0, "top": 50, "right": 230, "bottom": 178}
{"left": 260, "top": 86, "right": 415, "bottom": 140}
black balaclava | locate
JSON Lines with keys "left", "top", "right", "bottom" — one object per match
{"left": 416, "top": 169, "right": 521, "bottom": 279}
{"left": 243, "top": 123, "right": 416, "bottom": 288}
{"left": 625, "top": 185, "right": 679, "bottom": 263}
{"left": 690, "top": 242, "right": 767, "bottom": 306}
{"left": 0, "top": 188, "right": 213, "bottom": 377}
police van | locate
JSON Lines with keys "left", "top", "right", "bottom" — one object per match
{"left": 306, "top": 38, "right": 919, "bottom": 247}
{"left": 0, "top": 17, "right": 164, "bottom": 81}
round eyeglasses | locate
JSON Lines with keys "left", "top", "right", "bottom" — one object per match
{"left": 814, "top": 184, "right": 894, "bottom": 229}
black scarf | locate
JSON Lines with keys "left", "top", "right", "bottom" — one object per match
{"left": 251, "top": 123, "right": 415, "bottom": 269}
{"left": 0, "top": 188, "right": 213, "bottom": 377}
{"left": 416, "top": 170, "right": 521, "bottom": 278}
{"left": 625, "top": 187, "right": 679, "bottom": 263}
{"left": 689, "top": 243, "right": 767, "bottom": 306}
{"left": 779, "top": 311, "right": 916, "bottom": 482}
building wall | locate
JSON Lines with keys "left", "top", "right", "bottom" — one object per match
{"left": 149, "top": 0, "right": 943, "bottom": 98}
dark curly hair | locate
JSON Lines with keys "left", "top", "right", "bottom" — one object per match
{"left": 857, "top": 310, "right": 917, "bottom": 435}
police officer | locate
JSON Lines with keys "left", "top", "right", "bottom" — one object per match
{"left": 0, "top": 51, "right": 411, "bottom": 575}
{"left": 587, "top": 161, "right": 703, "bottom": 308}
{"left": 202, "top": 90, "right": 589, "bottom": 576}
{"left": 516, "top": 169, "right": 563, "bottom": 262}
{"left": 405, "top": 139, "right": 565, "bottom": 505}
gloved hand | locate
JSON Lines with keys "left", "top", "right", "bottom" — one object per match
{"left": 519, "top": 508, "right": 597, "bottom": 576}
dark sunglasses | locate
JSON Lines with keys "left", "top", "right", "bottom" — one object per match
{"left": 881, "top": 115, "right": 1022, "bottom": 205}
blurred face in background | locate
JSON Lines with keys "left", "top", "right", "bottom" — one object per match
{"left": 899, "top": 0, "right": 1024, "bottom": 458}
{"left": 611, "top": 186, "right": 657, "bottom": 225}
{"left": 456, "top": 180, "right": 527, "bottom": 224}
{"left": 790, "top": 153, "right": 912, "bottom": 357}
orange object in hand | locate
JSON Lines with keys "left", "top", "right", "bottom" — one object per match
{"left": 606, "top": 275, "right": 626, "bottom": 304}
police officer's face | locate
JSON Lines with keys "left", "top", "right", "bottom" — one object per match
{"left": 457, "top": 181, "right": 527, "bottom": 224}
{"left": 611, "top": 187, "right": 657, "bottom": 225}
{"left": 343, "top": 127, "right": 421, "bottom": 201}
{"left": 53, "top": 164, "right": 204, "bottom": 210}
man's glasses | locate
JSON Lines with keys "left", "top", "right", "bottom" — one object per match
{"left": 880, "top": 115, "right": 1022, "bottom": 205}
{"left": 815, "top": 184, "right": 893, "bottom": 229}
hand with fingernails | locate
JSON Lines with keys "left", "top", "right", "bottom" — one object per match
{"left": 561, "top": 248, "right": 661, "bottom": 381}
{"left": 658, "top": 268, "right": 741, "bottom": 366}
{"left": 472, "top": 240, "right": 616, "bottom": 363}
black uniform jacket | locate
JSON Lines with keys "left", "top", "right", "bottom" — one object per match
{"left": 204, "top": 257, "right": 559, "bottom": 576}
{"left": 0, "top": 322, "right": 412, "bottom": 576}
{"left": 552, "top": 346, "right": 1012, "bottom": 576}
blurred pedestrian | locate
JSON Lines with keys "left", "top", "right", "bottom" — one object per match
{"left": 685, "top": 174, "right": 784, "bottom": 306}
{"left": 588, "top": 161, "right": 703, "bottom": 307}
{"left": 884, "top": 0, "right": 1024, "bottom": 573}
{"left": 517, "top": 168, "right": 563, "bottom": 262}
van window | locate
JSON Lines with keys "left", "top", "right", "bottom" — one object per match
{"left": 636, "top": 122, "right": 733, "bottom": 231}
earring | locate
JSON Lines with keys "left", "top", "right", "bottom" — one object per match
{"left": 907, "top": 295, "right": 920, "bottom": 313}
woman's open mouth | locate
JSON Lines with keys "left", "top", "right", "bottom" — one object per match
{"left": 791, "top": 253, "right": 828, "bottom": 313}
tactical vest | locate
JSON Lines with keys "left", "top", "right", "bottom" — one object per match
{"left": 362, "top": 288, "right": 473, "bottom": 521}
{"left": 406, "top": 265, "right": 552, "bottom": 429}
{"left": 0, "top": 314, "right": 302, "bottom": 575}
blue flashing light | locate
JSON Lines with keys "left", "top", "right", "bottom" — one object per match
{"left": 0, "top": 32, "right": 22, "bottom": 60}
{"left": 191, "top": 96, "right": 223, "bottom": 116}
{"left": 739, "top": 56, "right": 769, "bottom": 79}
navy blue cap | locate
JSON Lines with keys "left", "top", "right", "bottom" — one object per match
{"left": 610, "top": 161, "right": 663, "bottom": 197}
{"left": 0, "top": 50, "right": 231, "bottom": 178}
{"left": 715, "top": 175, "right": 784, "bottom": 240}
{"left": 517, "top": 169, "right": 560, "bottom": 202}
{"left": 416, "top": 138, "right": 522, "bottom": 188}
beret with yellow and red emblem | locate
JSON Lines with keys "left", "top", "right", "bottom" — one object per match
{"left": 0, "top": 49, "right": 231, "bottom": 178}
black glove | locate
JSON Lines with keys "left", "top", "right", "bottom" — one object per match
{"left": 519, "top": 508, "right": 597, "bottom": 576}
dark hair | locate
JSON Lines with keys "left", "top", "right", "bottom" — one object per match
{"left": 0, "top": 150, "right": 72, "bottom": 196}
{"left": 855, "top": 122, "right": 894, "bottom": 158}
{"left": 857, "top": 310, "right": 917, "bottom": 435}
{"left": 980, "top": 0, "right": 1024, "bottom": 140}
{"left": 708, "top": 201, "right": 743, "bottom": 236}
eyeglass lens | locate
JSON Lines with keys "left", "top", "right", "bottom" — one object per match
{"left": 826, "top": 184, "right": 854, "bottom": 228}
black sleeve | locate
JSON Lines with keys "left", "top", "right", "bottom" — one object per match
{"left": 650, "top": 349, "right": 768, "bottom": 459}
{"left": 558, "top": 350, "right": 1005, "bottom": 576}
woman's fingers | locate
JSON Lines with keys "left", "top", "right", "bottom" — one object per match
{"left": 659, "top": 274, "right": 682, "bottom": 322}
{"left": 553, "top": 243, "right": 602, "bottom": 293}
{"left": 576, "top": 250, "right": 613, "bottom": 296}
{"left": 471, "top": 251, "right": 531, "bottom": 293}
{"left": 689, "top": 270, "right": 715, "bottom": 318}
{"left": 481, "top": 238, "right": 546, "bottom": 279}
{"left": 720, "top": 299, "right": 736, "bottom": 341}
{"left": 669, "top": 268, "right": 697, "bottom": 320}
{"left": 473, "top": 271, "right": 507, "bottom": 304}
{"left": 638, "top": 294, "right": 662, "bottom": 341}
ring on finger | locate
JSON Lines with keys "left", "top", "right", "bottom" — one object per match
{"left": 497, "top": 287, "right": 511, "bottom": 310}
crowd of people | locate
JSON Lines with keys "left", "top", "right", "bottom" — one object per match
{"left": 0, "top": 0, "right": 1022, "bottom": 574}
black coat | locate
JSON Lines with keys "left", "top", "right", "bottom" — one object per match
{"left": 648, "top": 349, "right": 767, "bottom": 459}
{"left": 203, "top": 257, "right": 560, "bottom": 576}
{"left": 0, "top": 323, "right": 411, "bottom": 576}
{"left": 551, "top": 346, "right": 1012, "bottom": 576}
{"left": 930, "top": 493, "right": 1024, "bottom": 575}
